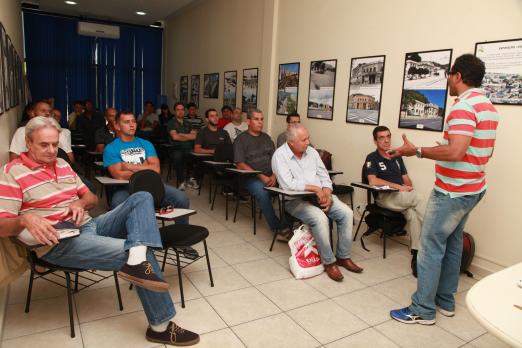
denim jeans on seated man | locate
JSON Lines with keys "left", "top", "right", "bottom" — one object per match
{"left": 409, "top": 190, "right": 485, "bottom": 320}
{"left": 42, "top": 191, "right": 176, "bottom": 326}
{"left": 110, "top": 183, "right": 190, "bottom": 224}
{"left": 244, "top": 177, "right": 289, "bottom": 231}
{"left": 285, "top": 195, "right": 353, "bottom": 265}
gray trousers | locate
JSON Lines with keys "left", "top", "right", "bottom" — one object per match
{"left": 375, "top": 190, "right": 423, "bottom": 250}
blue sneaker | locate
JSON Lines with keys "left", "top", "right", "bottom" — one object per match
{"left": 390, "top": 307, "right": 436, "bottom": 325}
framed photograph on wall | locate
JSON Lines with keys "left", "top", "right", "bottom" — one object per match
{"left": 0, "top": 25, "right": 4, "bottom": 115}
{"left": 190, "top": 74, "right": 200, "bottom": 107}
{"left": 475, "top": 38, "right": 522, "bottom": 105}
{"left": 242, "top": 68, "right": 258, "bottom": 112}
{"left": 276, "top": 62, "right": 299, "bottom": 115}
{"left": 346, "top": 55, "right": 385, "bottom": 125}
{"left": 180, "top": 75, "right": 188, "bottom": 105}
{"left": 307, "top": 59, "right": 336, "bottom": 120}
{"left": 1, "top": 24, "right": 8, "bottom": 111}
{"left": 398, "top": 49, "right": 452, "bottom": 132}
{"left": 223, "top": 70, "right": 237, "bottom": 107}
{"left": 204, "top": 73, "right": 219, "bottom": 98}
{"left": 7, "top": 35, "right": 15, "bottom": 108}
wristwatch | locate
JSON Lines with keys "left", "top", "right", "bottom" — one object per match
{"left": 415, "top": 147, "right": 422, "bottom": 158}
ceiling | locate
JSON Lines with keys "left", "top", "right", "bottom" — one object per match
{"left": 24, "top": 0, "right": 197, "bottom": 26}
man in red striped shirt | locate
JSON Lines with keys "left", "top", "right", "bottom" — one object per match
{"left": 0, "top": 116, "right": 200, "bottom": 345}
{"left": 389, "top": 54, "right": 499, "bottom": 325}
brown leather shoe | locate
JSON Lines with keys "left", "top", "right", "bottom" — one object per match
{"left": 336, "top": 258, "right": 363, "bottom": 273}
{"left": 324, "top": 263, "right": 344, "bottom": 281}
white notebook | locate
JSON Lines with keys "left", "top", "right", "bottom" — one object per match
{"left": 17, "top": 228, "right": 80, "bottom": 248}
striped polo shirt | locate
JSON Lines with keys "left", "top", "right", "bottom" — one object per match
{"left": 435, "top": 88, "right": 499, "bottom": 197}
{"left": 0, "top": 153, "right": 90, "bottom": 254}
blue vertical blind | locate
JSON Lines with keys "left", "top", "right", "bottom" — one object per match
{"left": 23, "top": 11, "right": 162, "bottom": 120}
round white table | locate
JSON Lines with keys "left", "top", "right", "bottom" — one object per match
{"left": 466, "top": 262, "right": 522, "bottom": 347}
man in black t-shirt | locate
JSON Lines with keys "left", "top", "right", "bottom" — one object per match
{"left": 365, "top": 126, "right": 423, "bottom": 274}
{"left": 233, "top": 109, "right": 290, "bottom": 235}
{"left": 194, "top": 109, "right": 231, "bottom": 153}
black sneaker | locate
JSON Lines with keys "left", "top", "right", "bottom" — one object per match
{"left": 118, "top": 261, "right": 170, "bottom": 293}
{"left": 146, "top": 321, "right": 200, "bottom": 346}
{"left": 276, "top": 229, "right": 293, "bottom": 243}
{"left": 180, "top": 247, "right": 199, "bottom": 259}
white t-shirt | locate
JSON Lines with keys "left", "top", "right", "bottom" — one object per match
{"left": 224, "top": 121, "right": 248, "bottom": 142}
{"left": 137, "top": 113, "right": 159, "bottom": 131}
{"left": 9, "top": 126, "right": 73, "bottom": 155}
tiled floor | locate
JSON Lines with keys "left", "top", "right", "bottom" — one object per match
{"left": 1, "top": 184, "right": 508, "bottom": 348}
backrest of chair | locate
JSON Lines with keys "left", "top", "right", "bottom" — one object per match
{"left": 214, "top": 142, "right": 234, "bottom": 162}
{"left": 128, "top": 170, "right": 165, "bottom": 208}
{"left": 316, "top": 149, "right": 333, "bottom": 170}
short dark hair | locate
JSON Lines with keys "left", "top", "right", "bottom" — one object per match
{"left": 173, "top": 102, "right": 184, "bottom": 109}
{"left": 115, "top": 110, "right": 135, "bottom": 122}
{"left": 221, "top": 105, "right": 232, "bottom": 113}
{"left": 186, "top": 102, "right": 197, "bottom": 109}
{"left": 372, "top": 126, "right": 390, "bottom": 140}
{"left": 84, "top": 99, "right": 93, "bottom": 104}
{"left": 160, "top": 103, "right": 169, "bottom": 110}
{"left": 73, "top": 100, "right": 84, "bottom": 106}
{"left": 205, "top": 108, "right": 217, "bottom": 118}
{"left": 286, "top": 113, "right": 300, "bottom": 123}
{"left": 449, "top": 54, "right": 485, "bottom": 87}
{"left": 144, "top": 100, "right": 154, "bottom": 107}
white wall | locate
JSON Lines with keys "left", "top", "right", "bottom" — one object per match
{"left": 0, "top": 0, "right": 23, "bottom": 165}
{"left": 165, "top": 0, "right": 522, "bottom": 272}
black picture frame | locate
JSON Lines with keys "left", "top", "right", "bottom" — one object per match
{"left": 203, "top": 73, "right": 219, "bottom": 99}
{"left": 276, "top": 62, "right": 300, "bottom": 115}
{"left": 475, "top": 38, "right": 522, "bottom": 105}
{"left": 307, "top": 59, "right": 337, "bottom": 121}
{"left": 346, "top": 55, "right": 385, "bottom": 125}
{"left": 7, "top": 35, "right": 15, "bottom": 109}
{"left": 180, "top": 75, "right": 188, "bottom": 105}
{"left": 190, "top": 74, "right": 200, "bottom": 107}
{"left": 398, "top": 48, "right": 452, "bottom": 132}
{"left": 242, "top": 68, "right": 258, "bottom": 112}
{"left": 223, "top": 70, "right": 237, "bottom": 107}
{"left": 0, "top": 24, "right": 8, "bottom": 112}
{"left": 0, "top": 24, "right": 4, "bottom": 115}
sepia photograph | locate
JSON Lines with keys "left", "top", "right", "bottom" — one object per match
{"left": 204, "top": 72, "right": 219, "bottom": 98}
{"left": 403, "top": 49, "right": 452, "bottom": 90}
{"left": 223, "top": 70, "right": 237, "bottom": 107}
{"left": 346, "top": 55, "right": 385, "bottom": 125}
{"left": 277, "top": 62, "right": 299, "bottom": 115}
{"left": 190, "top": 74, "right": 200, "bottom": 107}
{"left": 307, "top": 59, "right": 336, "bottom": 120}
{"left": 242, "top": 68, "right": 258, "bottom": 112}
{"left": 180, "top": 75, "right": 188, "bottom": 105}
{"left": 475, "top": 38, "right": 522, "bottom": 105}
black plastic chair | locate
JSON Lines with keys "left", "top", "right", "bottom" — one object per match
{"left": 128, "top": 170, "right": 214, "bottom": 307}
{"left": 23, "top": 249, "right": 123, "bottom": 338}
{"left": 351, "top": 164, "right": 406, "bottom": 258}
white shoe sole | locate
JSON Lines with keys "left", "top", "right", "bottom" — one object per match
{"left": 392, "top": 315, "right": 436, "bottom": 325}
{"left": 437, "top": 307, "right": 455, "bottom": 317}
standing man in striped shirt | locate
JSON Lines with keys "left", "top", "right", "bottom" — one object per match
{"left": 389, "top": 54, "right": 499, "bottom": 325}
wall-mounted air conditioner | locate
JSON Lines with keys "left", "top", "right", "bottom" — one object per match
{"left": 77, "top": 22, "right": 120, "bottom": 39}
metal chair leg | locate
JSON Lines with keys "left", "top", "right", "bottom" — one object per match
{"left": 74, "top": 272, "right": 79, "bottom": 292}
{"left": 203, "top": 241, "right": 214, "bottom": 287}
{"left": 353, "top": 207, "right": 369, "bottom": 241}
{"left": 175, "top": 250, "right": 185, "bottom": 308}
{"left": 269, "top": 233, "right": 277, "bottom": 252}
{"left": 233, "top": 197, "right": 240, "bottom": 222}
{"left": 252, "top": 197, "right": 257, "bottom": 235}
{"left": 161, "top": 249, "right": 168, "bottom": 272}
{"left": 24, "top": 269, "right": 35, "bottom": 313}
{"left": 211, "top": 182, "right": 219, "bottom": 210}
{"left": 65, "top": 272, "right": 76, "bottom": 338}
{"left": 113, "top": 272, "right": 124, "bottom": 311}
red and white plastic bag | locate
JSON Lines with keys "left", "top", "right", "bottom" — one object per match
{"left": 288, "top": 225, "right": 324, "bottom": 279}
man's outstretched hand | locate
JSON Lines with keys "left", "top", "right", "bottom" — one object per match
{"left": 388, "top": 134, "right": 417, "bottom": 158}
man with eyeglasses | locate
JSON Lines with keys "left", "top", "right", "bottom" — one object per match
{"left": 277, "top": 113, "right": 302, "bottom": 148}
{"left": 389, "top": 54, "right": 499, "bottom": 325}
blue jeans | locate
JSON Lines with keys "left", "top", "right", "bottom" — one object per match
{"left": 244, "top": 177, "right": 288, "bottom": 231}
{"left": 409, "top": 189, "right": 485, "bottom": 319}
{"left": 110, "top": 183, "right": 190, "bottom": 224}
{"left": 42, "top": 192, "right": 176, "bottom": 326}
{"left": 286, "top": 195, "right": 353, "bottom": 265}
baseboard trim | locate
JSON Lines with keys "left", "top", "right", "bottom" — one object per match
{"left": 0, "top": 285, "right": 7, "bottom": 341}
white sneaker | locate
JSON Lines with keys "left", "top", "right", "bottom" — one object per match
{"left": 187, "top": 178, "right": 200, "bottom": 190}
{"left": 178, "top": 182, "right": 186, "bottom": 191}
{"left": 437, "top": 307, "right": 455, "bottom": 317}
